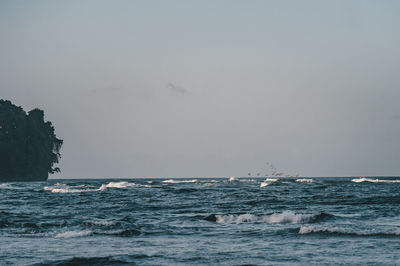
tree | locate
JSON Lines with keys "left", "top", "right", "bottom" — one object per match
{"left": 0, "top": 100, "right": 63, "bottom": 181}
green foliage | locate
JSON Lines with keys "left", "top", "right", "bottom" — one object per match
{"left": 0, "top": 100, "right": 63, "bottom": 181}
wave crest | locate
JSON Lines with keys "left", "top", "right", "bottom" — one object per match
{"left": 0, "top": 183, "right": 12, "bottom": 189}
{"left": 162, "top": 179, "right": 198, "bottom": 184}
{"left": 43, "top": 186, "right": 98, "bottom": 193}
{"left": 352, "top": 178, "right": 400, "bottom": 183}
{"left": 206, "top": 211, "right": 332, "bottom": 224}
{"left": 54, "top": 230, "right": 92, "bottom": 238}
{"left": 296, "top": 179, "right": 313, "bottom": 183}
{"left": 44, "top": 181, "right": 138, "bottom": 193}
{"left": 99, "top": 181, "right": 135, "bottom": 190}
{"left": 260, "top": 178, "right": 278, "bottom": 187}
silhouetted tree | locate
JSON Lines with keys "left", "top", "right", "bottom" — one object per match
{"left": 0, "top": 100, "right": 63, "bottom": 181}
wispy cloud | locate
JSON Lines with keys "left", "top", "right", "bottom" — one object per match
{"left": 167, "top": 83, "right": 189, "bottom": 96}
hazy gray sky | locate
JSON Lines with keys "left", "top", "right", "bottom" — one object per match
{"left": 1, "top": 0, "right": 400, "bottom": 178}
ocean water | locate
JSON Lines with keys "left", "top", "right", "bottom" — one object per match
{"left": 1, "top": 177, "right": 400, "bottom": 265}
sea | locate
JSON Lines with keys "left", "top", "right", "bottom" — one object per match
{"left": 1, "top": 177, "right": 400, "bottom": 265}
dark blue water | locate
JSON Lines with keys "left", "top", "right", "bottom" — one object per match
{"left": 1, "top": 177, "right": 400, "bottom": 265}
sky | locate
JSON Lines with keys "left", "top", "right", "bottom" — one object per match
{"left": 1, "top": 0, "right": 400, "bottom": 178}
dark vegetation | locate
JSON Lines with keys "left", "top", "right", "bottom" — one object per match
{"left": 0, "top": 100, "right": 63, "bottom": 181}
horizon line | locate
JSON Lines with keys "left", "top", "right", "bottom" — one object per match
{"left": 49, "top": 175, "right": 400, "bottom": 179}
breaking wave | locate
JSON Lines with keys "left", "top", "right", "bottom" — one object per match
{"left": 205, "top": 211, "right": 332, "bottom": 224}
{"left": 351, "top": 178, "right": 400, "bottom": 183}
{"left": 53, "top": 227, "right": 141, "bottom": 238}
{"left": 162, "top": 179, "right": 198, "bottom": 184}
{"left": 54, "top": 230, "right": 92, "bottom": 238}
{"left": 260, "top": 178, "right": 278, "bottom": 187}
{"left": 98, "top": 181, "right": 135, "bottom": 190}
{"left": 43, "top": 186, "right": 98, "bottom": 193}
{"left": 44, "top": 181, "right": 138, "bottom": 193}
{"left": 0, "top": 183, "right": 12, "bottom": 189}
{"left": 239, "top": 179, "right": 257, "bottom": 183}
{"left": 296, "top": 178, "right": 313, "bottom": 183}
{"left": 299, "top": 225, "right": 400, "bottom": 237}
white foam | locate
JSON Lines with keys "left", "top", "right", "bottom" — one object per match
{"left": 138, "top": 184, "right": 153, "bottom": 188}
{"left": 352, "top": 178, "right": 400, "bottom": 183}
{"left": 44, "top": 181, "right": 137, "bottom": 193}
{"left": 0, "top": 183, "right": 12, "bottom": 189}
{"left": 52, "top": 183, "right": 92, "bottom": 188}
{"left": 299, "top": 225, "right": 400, "bottom": 236}
{"left": 239, "top": 179, "right": 256, "bottom": 183}
{"left": 299, "top": 226, "right": 343, "bottom": 235}
{"left": 216, "top": 213, "right": 256, "bottom": 223}
{"left": 43, "top": 186, "right": 97, "bottom": 193}
{"left": 54, "top": 230, "right": 92, "bottom": 238}
{"left": 296, "top": 178, "right": 313, "bottom": 183}
{"left": 228, "top": 177, "right": 236, "bottom": 182}
{"left": 260, "top": 178, "right": 278, "bottom": 187}
{"left": 162, "top": 179, "right": 198, "bottom": 184}
{"left": 70, "top": 184, "right": 91, "bottom": 188}
{"left": 215, "top": 211, "right": 319, "bottom": 224}
{"left": 98, "top": 181, "right": 135, "bottom": 190}
{"left": 44, "top": 187, "right": 69, "bottom": 193}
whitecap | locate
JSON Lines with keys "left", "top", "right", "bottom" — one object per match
{"left": 98, "top": 181, "right": 135, "bottom": 190}
{"left": 162, "top": 179, "right": 198, "bottom": 184}
{"left": 70, "top": 184, "right": 92, "bottom": 188}
{"left": 214, "top": 211, "right": 326, "bottom": 224}
{"left": 135, "top": 184, "right": 153, "bottom": 188}
{"left": 0, "top": 183, "right": 12, "bottom": 189}
{"left": 216, "top": 213, "right": 256, "bottom": 223}
{"left": 260, "top": 178, "right": 278, "bottom": 187}
{"left": 43, "top": 186, "right": 98, "bottom": 193}
{"left": 228, "top": 177, "right": 236, "bottom": 182}
{"left": 352, "top": 178, "right": 400, "bottom": 183}
{"left": 239, "top": 179, "right": 256, "bottom": 183}
{"left": 44, "top": 181, "right": 137, "bottom": 193}
{"left": 54, "top": 230, "right": 92, "bottom": 238}
{"left": 296, "top": 178, "right": 313, "bottom": 183}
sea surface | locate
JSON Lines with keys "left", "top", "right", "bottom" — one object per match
{"left": 1, "top": 177, "right": 400, "bottom": 265}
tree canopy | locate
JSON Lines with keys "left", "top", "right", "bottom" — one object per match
{"left": 0, "top": 100, "right": 63, "bottom": 181}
